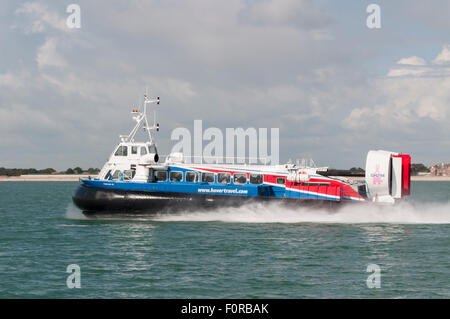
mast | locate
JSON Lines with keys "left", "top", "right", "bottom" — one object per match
{"left": 120, "top": 94, "right": 160, "bottom": 144}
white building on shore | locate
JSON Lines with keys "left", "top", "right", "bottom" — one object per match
{"left": 430, "top": 163, "right": 450, "bottom": 176}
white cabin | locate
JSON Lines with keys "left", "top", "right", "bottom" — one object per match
{"left": 98, "top": 142, "right": 161, "bottom": 181}
{"left": 97, "top": 95, "right": 162, "bottom": 182}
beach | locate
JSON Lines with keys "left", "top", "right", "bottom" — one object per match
{"left": 410, "top": 175, "right": 450, "bottom": 181}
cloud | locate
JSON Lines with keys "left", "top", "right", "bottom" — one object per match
{"left": 14, "top": 2, "right": 68, "bottom": 33}
{"left": 397, "top": 56, "right": 426, "bottom": 66}
{"left": 387, "top": 46, "right": 450, "bottom": 78}
{"left": 432, "top": 45, "right": 450, "bottom": 65}
{"left": 101, "top": 0, "right": 334, "bottom": 70}
{"left": 0, "top": 103, "right": 65, "bottom": 135}
{"left": 0, "top": 70, "right": 32, "bottom": 89}
{"left": 36, "top": 37, "right": 67, "bottom": 69}
{"left": 386, "top": 68, "right": 430, "bottom": 77}
{"left": 343, "top": 78, "right": 449, "bottom": 128}
{"left": 39, "top": 72, "right": 197, "bottom": 107}
{"left": 343, "top": 46, "right": 450, "bottom": 131}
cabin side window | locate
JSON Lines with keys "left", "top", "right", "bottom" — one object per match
{"left": 169, "top": 171, "right": 183, "bottom": 182}
{"left": 234, "top": 173, "right": 247, "bottom": 184}
{"left": 218, "top": 172, "right": 231, "bottom": 184}
{"left": 112, "top": 170, "right": 121, "bottom": 180}
{"left": 123, "top": 170, "right": 134, "bottom": 180}
{"left": 250, "top": 173, "right": 263, "bottom": 184}
{"left": 276, "top": 177, "right": 286, "bottom": 185}
{"left": 131, "top": 146, "right": 138, "bottom": 155}
{"left": 104, "top": 170, "right": 112, "bottom": 180}
{"left": 201, "top": 172, "right": 214, "bottom": 183}
{"left": 114, "top": 146, "right": 128, "bottom": 156}
{"left": 185, "top": 171, "right": 199, "bottom": 182}
{"left": 154, "top": 170, "right": 167, "bottom": 182}
{"left": 140, "top": 147, "right": 147, "bottom": 156}
{"left": 148, "top": 144, "right": 157, "bottom": 154}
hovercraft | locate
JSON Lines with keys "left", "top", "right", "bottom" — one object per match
{"left": 72, "top": 94, "right": 411, "bottom": 214}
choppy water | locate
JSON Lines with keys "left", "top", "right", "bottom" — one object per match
{"left": 0, "top": 181, "right": 449, "bottom": 298}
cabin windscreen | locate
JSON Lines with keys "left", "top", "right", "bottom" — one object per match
{"left": 114, "top": 146, "right": 128, "bottom": 156}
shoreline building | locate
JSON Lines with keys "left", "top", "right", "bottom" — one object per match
{"left": 430, "top": 163, "right": 450, "bottom": 176}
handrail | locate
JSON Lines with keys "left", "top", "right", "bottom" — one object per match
{"left": 161, "top": 154, "right": 271, "bottom": 165}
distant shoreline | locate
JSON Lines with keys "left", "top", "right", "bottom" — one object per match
{"left": 347, "top": 176, "right": 450, "bottom": 182}
{"left": 0, "top": 174, "right": 449, "bottom": 182}
{"left": 0, "top": 174, "right": 95, "bottom": 182}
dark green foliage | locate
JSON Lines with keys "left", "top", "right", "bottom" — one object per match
{"left": 349, "top": 167, "right": 365, "bottom": 173}
{"left": 0, "top": 167, "right": 100, "bottom": 176}
{"left": 411, "top": 163, "right": 430, "bottom": 175}
{"left": 0, "top": 167, "right": 56, "bottom": 176}
{"left": 87, "top": 168, "right": 100, "bottom": 174}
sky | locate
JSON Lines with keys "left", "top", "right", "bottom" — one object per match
{"left": 0, "top": 0, "right": 449, "bottom": 170}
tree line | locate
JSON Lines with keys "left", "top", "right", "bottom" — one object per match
{"left": 0, "top": 163, "right": 431, "bottom": 177}
{"left": 349, "top": 164, "right": 430, "bottom": 176}
{"left": 0, "top": 167, "right": 100, "bottom": 176}
{"left": 410, "top": 163, "right": 430, "bottom": 175}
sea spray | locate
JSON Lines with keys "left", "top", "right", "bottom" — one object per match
{"left": 65, "top": 202, "right": 89, "bottom": 220}
{"left": 66, "top": 196, "right": 450, "bottom": 224}
{"left": 152, "top": 201, "right": 450, "bottom": 224}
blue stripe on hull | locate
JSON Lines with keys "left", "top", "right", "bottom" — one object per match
{"left": 81, "top": 179, "right": 340, "bottom": 201}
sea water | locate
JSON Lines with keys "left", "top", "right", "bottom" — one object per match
{"left": 0, "top": 181, "right": 449, "bottom": 298}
